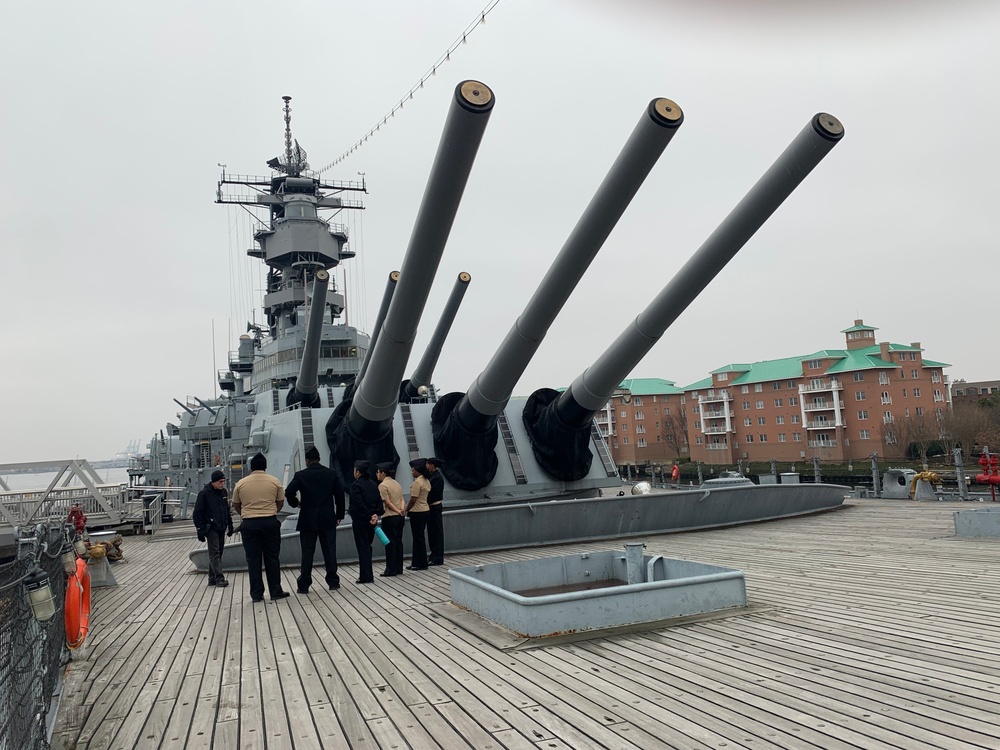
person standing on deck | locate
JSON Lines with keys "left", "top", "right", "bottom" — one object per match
{"left": 425, "top": 456, "right": 445, "bottom": 566}
{"left": 285, "top": 445, "right": 345, "bottom": 594}
{"left": 376, "top": 462, "right": 406, "bottom": 577}
{"left": 349, "top": 460, "right": 382, "bottom": 584}
{"left": 405, "top": 458, "right": 432, "bottom": 571}
{"left": 232, "top": 452, "right": 289, "bottom": 602}
{"left": 192, "top": 469, "right": 234, "bottom": 587}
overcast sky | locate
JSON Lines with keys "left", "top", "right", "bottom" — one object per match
{"left": 2, "top": 0, "right": 998, "bottom": 464}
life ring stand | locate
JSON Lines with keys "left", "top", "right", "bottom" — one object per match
{"left": 65, "top": 557, "right": 91, "bottom": 650}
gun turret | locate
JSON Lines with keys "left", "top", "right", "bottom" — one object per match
{"left": 524, "top": 113, "right": 846, "bottom": 480}
{"left": 325, "top": 81, "right": 495, "bottom": 484}
{"left": 351, "top": 270, "right": 399, "bottom": 397}
{"left": 430, "top": 98, "right": 685, "bottom": 490}
{"left": 400, "top": 271, "right": 472, "bottom": 403}
{"left": 286, "top": 268, "right": 330, "bottom": 408}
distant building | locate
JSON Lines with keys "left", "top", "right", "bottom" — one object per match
{"left": 597, "top": 378, "right": 688, "bottom": 475}
{"left": 951, "top": 379, "right": 1000, "bottom": 404}
{"left": 685, "top": 320, "right": 950, "bottom": 463}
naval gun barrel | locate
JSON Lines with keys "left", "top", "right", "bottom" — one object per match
{"left": 401, "top": 271, "right": 472, "bottom": 402}
{"left": 353, "top": 270, "right": 399, "bottom": 392}
{"left": 525, "top": 113, "right": 845, "bottom": 479}
{"left": 345, "top": 81, "right": 495, "bottom": 440}
{"left": 288, "top": 269, "right": 330, "bottom": 408}
{"left": 457, "top": 99, "right": 683, "bottom": 432}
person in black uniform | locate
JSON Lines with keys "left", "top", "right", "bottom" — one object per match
{"left": 349, "top": 459, "right": 382, "bottom": 584}
{"left": 285, "top": 445, "right": 346, "bottom": 593}
{"left": 192, "top": 469, "right": 234, "bottom": 587}
{"left": 425, "top": 456, "right": 446, "bottom": 566}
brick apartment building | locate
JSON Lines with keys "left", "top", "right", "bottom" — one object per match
{"left": 600, "top": 320, "right": 951, "bottom": 471}
{"left": 687, "top": 320, "right": 950, "bottom": 463}
{"left": 951, "top": 379, "right": 1000, "bottom": 404}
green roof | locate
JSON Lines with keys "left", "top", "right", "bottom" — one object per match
{"left": 922, "top": 358, "right": 951, "bottom": 367}
{"left": 682, "top": 376, "right": 714, "bottom": 391}
{"left": 841, "top": 323, "right": 879, "bottom": 333}
{"left": 616, "top": 377, "right": 685, "bottom": 396}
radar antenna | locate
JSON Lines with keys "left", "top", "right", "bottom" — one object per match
{"left": 266, "top": 95, "right": 309, "bottom": 176}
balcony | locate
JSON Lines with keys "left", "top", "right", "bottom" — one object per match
{"left": 702, "top": 410, "right": 727, "bottom": 419}
{"left": 705, "top": 443, "right": 730, "bottom": 451}
{"left": 699, "top": 390, "right": 733, "bottom": 404}
{"left": 800, "top": 379, "right": 843, "bottom": 393}
{"left": 808, "top": 440, "right": 838, "bottom": 448}
{"left": 803, "top": 400, "right": 845, "bottom": 412}
{"left": 702, "top": 426, "right": 729, "bottom": 435}
{"left": 806, "top": 420, "right": 839, "bottom": 430}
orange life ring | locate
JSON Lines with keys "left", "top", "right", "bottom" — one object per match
{"left": 65, "top": 557, "right": 91, "bottom": 650}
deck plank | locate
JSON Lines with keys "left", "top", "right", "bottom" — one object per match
{"left": 49, "top": 499, "right": 1000, "bottom": 750}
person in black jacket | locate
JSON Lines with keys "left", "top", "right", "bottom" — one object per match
{"left": 285, "top": 445, "right": 346, "bottom": 593}
{"left": 349, "top": 459, "right": 382, "bottom": 584}
{"left": 192, "top": 469, "right": 234, "bottom": 587}
{"left": 425, "top": 456, "right": 446, "bottom": 566}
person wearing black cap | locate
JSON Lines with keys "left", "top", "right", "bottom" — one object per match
{"left": 285, "top": 445, "right": 346, "bottom": 593}
{"left": 405, "top": 458, "right": 431, "bottom": 570}
{"left": 349, "top": 460, "right": 382, "bottom": 584}
{"left": 232, "top": 452, "right": 289, "bottom": 602}
{"left": 425, "top": 457, "right": 446, "bottom": 566}
{"left": 375, "top": 462, "right": 405, "bottom": 576}
{"left": 192, "top": 469, "right": 234, "bottom": 587}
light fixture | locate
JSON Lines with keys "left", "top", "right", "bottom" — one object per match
{"left": 24, "top": 565, "right": 56, "bottom": 622}
{"left": 61, "top": 544, "right": 77, "bottom": 575}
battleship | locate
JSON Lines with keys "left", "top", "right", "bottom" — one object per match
{"left": 130, "top": 82, "right": 849, "bottom": 572}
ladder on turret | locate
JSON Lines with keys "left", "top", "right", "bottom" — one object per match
{"left": 591, "top": 422, "right": 619, "bottom": 477}
{"left": 399, "top": 404, "right": 422, "bottom": 461}
{"left": 301, "top": 409, "right": 315, "bottom": 449}
{"left": 497, "top": 411, "right": 528, "bottom": 485}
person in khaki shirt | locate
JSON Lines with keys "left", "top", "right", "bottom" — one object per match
{"left": 405, "top": 458, "right": 432, "bottom": 570}
{"left": 232, "top": 452, "right": 289, "bottom": 602}
{"left": 376, "top": 462, "right": 405, "bottom": 577}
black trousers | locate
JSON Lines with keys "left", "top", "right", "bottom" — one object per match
{"left": 298, "top": 527, "right": 339, "bottom": 590}
{"left": 408, "top": 510, "right": 429, "bottom": 568}
{"left": 353, "top": 520, "right": 376, "bottom": 582}
{"left": 381, "top": 515, "right": 405, "bottom": 575}
{"left": 427, "top": 503, "right": 444, "bottom": 564}
{"left": 206, "top": 529, "right": 226, "bottom": 583}
{"left": 241, "top": 516, "right": 283, "bottom": 600}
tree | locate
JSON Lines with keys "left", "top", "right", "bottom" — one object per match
{"left": 660, "top": 408, "right": 688, "bottom": 458}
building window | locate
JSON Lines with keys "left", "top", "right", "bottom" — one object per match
{"left": 776, "top": 415, "right": 785, "bottom": 425}
{"left": 635, "top": 411, "right": 644, "bottom": 420}
{"left": 621, "top": 423, "right": 628, "bottom": 431}
{"left": 884, "top": 411, "right": 893, "bottom": 422}
{"left": 759, "top": 434, "right": 768, "bottom": 443}
{"left": 879, "top": 372, "right": 890, "bottom": 385}
{"left": 717, "top": 373, "right": 728, "bottom": 382}
{"left": 808, "top": 359, "right": 822, "bottom": 369}
{"left": 741, "top": 385, "right": 749, "bottom": 394}
{"left": 756, "top": 400, "right": 764, "bottom": 409}
{"left": 789, "top": 397, "right": 799, "bottom": 406}
{"left": 772, "top": 382, "right": 782, "bottom": 390}
{"left": 905, "top": 407, "right": 910, "bottom": 417}
{"left": 637, "top": 438, "right": 647, "bottom": 448}
{"left": 754, "top": 383, "right": 763, "bottom": 393}
{"left": 793, "top": 433, "right": 802, "bottom": 442}
{"left": 911, "top": 370, "right": 918, "bottom": 379}
{"left": 633, "top": 397, "right": 643, "bottom": 406}
{"left": 910, "top": 352, "right": 917, "bottom": 361}
{"left": 881, "top": 392, "right": 891, "bottom": 404}
{"left": 931, "top": 371, "right": 942, "bottom": 383}
{"left": 695, "top": 436, "right": 703, "bottom": 444}
{"left": 620, "top": 410, "right": 627, "bottom": 418}
{"left": 791, "top": 414, "right": 800, "bottom": 424}
{"left": 744, "top": 418, "right": 752, "bottom": 426}
{"left": 853, "top": 372, "right": 864, "bottom": 382}
{"left": 775, "top": 398, "right": 783, "bottom": 407}
{"left": 916, "top": 406, "right": 924, "bottom": 416}
{"left": 745, "top": 434, "right": 754, "bottom": 443}
{"left": 778, "top": 433, "right": 787, "bottom": 442}
{"left": 955, "top": 389, "right": 965, "bottom": 396}
{"left": 858, "top": 410, "right": 868, "bottom": 420}
{"left": 692, "top": 406, "right": 700, "bottom": 414}
{"left": 623, "top": 437, "right": 630, "bottom": 445}
{"left": 787, "top": 380, "right": 796, "bottom": 389}
{"left": 860, "top": 430, "right": 870, "bottom": 440}
{"left": 694, "top": 421, "right": 701, "bottom": 429}
{"left": 913, "top": 388, "right": 921, "bottom": 397}
{"left": 856, "top": 391, "right": 866, "bottom": 401}
{"left": 742, "top": 401, "right": 750, "bottom": 410}
{"left": 934, "top": 389, "right": 943, "bottom": 402}
{"left": 758, "top": 416, "right": 766, "bottom": 426}
{"left": 902, "top": 389, "right": 907, "bottom": 398}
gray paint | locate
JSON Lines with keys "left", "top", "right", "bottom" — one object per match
{"left": 954, "top": 506, "right": 1000, "bottom": 538}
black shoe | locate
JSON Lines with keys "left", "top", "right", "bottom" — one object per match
{"left": 296, "top": 588, "right": 309, "bottom": 595}
{"left": 380, "top": 571, "right": 397, "bottom": 577}
{"left": 355, "top": 578, "right": 373, "bottom": 584}
{"left": 271, "top": 591, "right": 290, "bottom": 601}
{"left": 251, "top": 597, "right": 264, "bottom": 603}
{"left": 207, "top": 580, "right": 217, "bottom": 586}
{"left": 406, "top": 565, "right": 428, "bottom": 571}
{"left": 329, "top": 583, "right": 340, "bottom": 590}
{"left": 216, "top": 579, "right": 229, "bottom": 587}
{"left": 428, "top": 561, "right": 443, "bottom": 567}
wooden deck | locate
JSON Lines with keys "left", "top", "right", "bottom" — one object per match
{"left": 51, "top": 499, "right": 1000, "bottom": 749}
